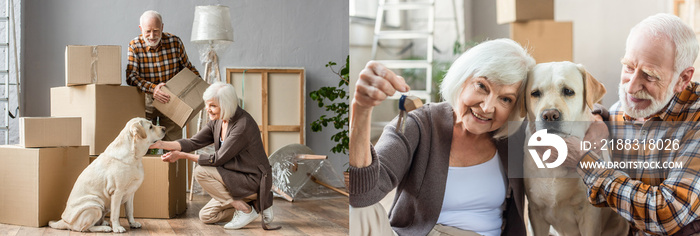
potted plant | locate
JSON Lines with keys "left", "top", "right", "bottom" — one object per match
{"left": 309, "top": 55, "right": 350, "bottom": 190}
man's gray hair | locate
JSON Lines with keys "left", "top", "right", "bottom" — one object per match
{"left": 439, "top": 38, "right": 535, "bottom": 139}
{"left": 203, "top": 82, "right": 239, "bottom": 121}
{"left": 140, "top": 10, "right": 163, "bottom": 26}
{"left": 628, "top": 13, "right": 699, "bottom": 77}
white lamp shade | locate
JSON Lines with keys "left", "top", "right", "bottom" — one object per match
{"left": 191, "top": 5, "right": 234, "bottom": 43}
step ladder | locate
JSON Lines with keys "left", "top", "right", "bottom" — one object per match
{"left": 1, "top": 0, "right": 18, "bottom": 145}
{"left": 371, "top": 0, "right": 435, "bottom": 102}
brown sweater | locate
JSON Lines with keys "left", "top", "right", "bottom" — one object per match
{"left": 349, "top": 102, "right": 526, "bottom": 236}
{"left": 177, "top": 107, "right": 273, "bottom": 211}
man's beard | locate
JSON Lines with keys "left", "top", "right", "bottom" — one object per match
{"left": 618, "top": 78, "right": 676, "bottom": 119}
{"left": 144, "top": 36, "right": 161, "bottom": 47}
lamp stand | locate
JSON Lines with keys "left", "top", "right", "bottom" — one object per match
{"left": 202, "top": 42, "right": 222, "bottom": 83}
{"left": 190, "top": 42, "right": 222, "bottom": 201}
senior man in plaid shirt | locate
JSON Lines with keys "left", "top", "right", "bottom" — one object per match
{"left": 553, "top": 13, "right": 700, "bottom": 235}
{"left": 126, "top": 10, "right": 200, "bottom": 141}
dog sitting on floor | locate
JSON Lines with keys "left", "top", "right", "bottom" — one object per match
{"left": 49, "top": 118, "right": 165, "bottom": 233}
{"left": 522, "top": 62, "right": 629, "bottom": 236}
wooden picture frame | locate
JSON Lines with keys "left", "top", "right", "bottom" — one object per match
{"left": 226, "top": 68, "right": 305, "bottom": 155}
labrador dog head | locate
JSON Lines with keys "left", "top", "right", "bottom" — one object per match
{"left": 107, "top": 117, "right": 166, "bottom": 158}
{"left": 522, "top": 61, "right": 606, "bottom": 136}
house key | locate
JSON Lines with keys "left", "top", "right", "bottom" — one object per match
{"left": 396, "top": 94, "right": 423, "bottom": 133}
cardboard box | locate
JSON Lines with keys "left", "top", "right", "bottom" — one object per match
{"left": 19, "top": 117, "right": 82, "bottom": 148}
{"left": 510, "top": 20, "right": 573, "bottom": 63}
{"left": 0, "top": 145, "right": 89, "bottom": 227}
{"left": 65, "top": 45, "right": 122, "bottom": 86}
{"left": 497, "top": 0, "right": 554, "bottom": 24}
{"left": 89, "top": 155, "right": 187, "bottom": 218}
{"left": 153, "top": 68, "right": 209, "bottom": 128}
{"left": 51, "top": 85, "right": 145, "bottom": 155}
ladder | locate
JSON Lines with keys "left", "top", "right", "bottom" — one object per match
{"left": 371, "top": 0, "right": 434, "bottom": 102}
{"left": 1, "top": 0, "right": 18, "bottom": 144}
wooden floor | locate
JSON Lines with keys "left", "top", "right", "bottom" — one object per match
{"left": 0, "top": 193, "right": 349, "bottom": 236}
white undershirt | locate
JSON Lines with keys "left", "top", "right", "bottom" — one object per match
{"left": 436, "top": 153, "right": 507, "bottom": 236}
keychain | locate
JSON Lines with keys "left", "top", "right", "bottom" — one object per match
{"left": 396, "top": 94, "right": 423, "bottom": 133}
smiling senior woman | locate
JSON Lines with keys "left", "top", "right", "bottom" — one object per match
{"left": 349, "top": 38, "right": 535, "bottom": 236}
{"left": 149, "top": 82, "right": 275, "bottom": 230}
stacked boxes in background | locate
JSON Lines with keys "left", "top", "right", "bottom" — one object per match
{"left": 498, "top": 0, "right": 573, "bottom": 63}
{"left": 65, "top": 45, "right": 122, "bottom": 86}
{"left": 0, "top": 119, "right": 89, "bottom": 227}
{"left": 53, "top": 45, "right": 145, "bottom": 156}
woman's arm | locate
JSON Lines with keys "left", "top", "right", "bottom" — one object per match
{"left": 149, "top": 140, "right": 182, "bottom": 151}
{"left": 161, "top": 151, "right": 199, "bottom": 163}
{"left": 350, "top": 61, "right": 410, "bottom": 168}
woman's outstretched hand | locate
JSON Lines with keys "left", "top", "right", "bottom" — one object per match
{"left": 353, "top": 61, "right": 410, "bottom": 111}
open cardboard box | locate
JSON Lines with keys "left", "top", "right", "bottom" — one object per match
{"left": 153, "top": 68, "right": 209, "bottom": 128}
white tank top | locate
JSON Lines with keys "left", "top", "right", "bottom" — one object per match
{"left": 436, "top": 153, "right": 506, "bottom": 236}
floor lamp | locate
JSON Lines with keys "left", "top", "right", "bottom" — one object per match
{"left": 189, "top": 5, "right": 234, "bottom": 199}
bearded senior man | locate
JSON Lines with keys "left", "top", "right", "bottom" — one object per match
{"left": 126, "top": 10, "right": 200, "bottom": 141}
{"left": 558, "top": 13, "right": 700, "bottom": 235}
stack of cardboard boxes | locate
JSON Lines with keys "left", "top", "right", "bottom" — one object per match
{"left": 0, "top": 45, "right": 187, "bottom": 228}
{"left": 0, "top": 118, "right": 88, "bottom": 227}
{"left": 498, "top": 0, "right": 573, "bottom": 63}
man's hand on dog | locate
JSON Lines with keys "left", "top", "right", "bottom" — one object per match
{"left": 541, "top": 118, "right": 609, "bottom": 168}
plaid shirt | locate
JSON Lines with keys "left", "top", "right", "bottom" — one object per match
{"left": 577, "top": 81, "right": 700, "bottom": 235}
{"left": 126, "top": 32, "right": 200, "bottom": 94}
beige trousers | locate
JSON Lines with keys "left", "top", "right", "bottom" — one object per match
{"left": 194, "top": 165, "right": 255, "bottom": 224}
{"left": 349, "top": 203, "right": 483, "bottom": 236}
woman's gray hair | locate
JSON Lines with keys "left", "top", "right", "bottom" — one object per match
{"left": 439, "top": 38, "right": 535, "bottom": 139}
{"left": 140, "top": 10, "right": 163, "bottom": 26}
{"left": 203, "top": 82, "right": 239, "bottom": 121}
{"left": 628, "top": 13, "right": 699, "bottom": 78}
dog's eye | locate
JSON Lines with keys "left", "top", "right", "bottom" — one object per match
{"left": 562, "top": 88, "right": 575, "bottom": 96}
{"left": 530, "top": 90, "right": 541, "bottom": 98}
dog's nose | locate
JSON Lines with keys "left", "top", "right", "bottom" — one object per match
{"left": 541, "top": 109, "right": 561, "bottom": 121}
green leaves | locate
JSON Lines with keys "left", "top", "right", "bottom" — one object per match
{"left": 310, "top": 55, "right": 349, "bottom": 155}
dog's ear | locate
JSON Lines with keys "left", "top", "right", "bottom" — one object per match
{"left": 577, "top": 64, "right": 606, "bottom": 109}
{"left": 130, "top": 121, "right": 148, "bottom": 139}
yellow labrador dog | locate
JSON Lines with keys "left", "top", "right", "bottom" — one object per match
{"left": 49, "top": 118, "right": 165, "bottom": 233}
{"left": 523, "top": 62, "right": 628, "bottom": 236}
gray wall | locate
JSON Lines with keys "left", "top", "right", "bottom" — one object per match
{"left": 468, "top": 0, "right": 669, "bottom": 107}
{"left": 23, "top": 0, "right": 349, "bottom": 176}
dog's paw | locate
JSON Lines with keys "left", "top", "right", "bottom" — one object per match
{"left": 129, "top": 221, "right": 142, "bottom": 228}
{"left": 112, "top": 225, "right": 127, "bottom": 233}
{"left": 87, "top": 225, "right": 112, "bottom": 232}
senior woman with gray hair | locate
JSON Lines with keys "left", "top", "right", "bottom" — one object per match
{"left": 150, "top": 82, "right": 276, "bottom": 230}
{"left": 349, "top": 38, "right": 535, "bottom": 236}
